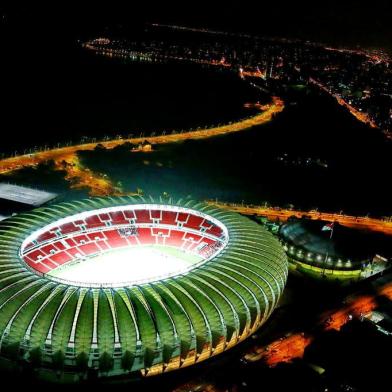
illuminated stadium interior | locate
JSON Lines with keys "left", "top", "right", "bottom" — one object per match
{"left": 20, "top": 204, "right": 229, "bottom": 287}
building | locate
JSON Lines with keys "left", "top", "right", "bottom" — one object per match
{"left": 279, "top": 218, "right": 391, "bottom": 282}
{"left": 0, "top": 196, "right": 287, "bottom": 380}
{"left": 0, "top": 183, "right": 57, "bottom": 207}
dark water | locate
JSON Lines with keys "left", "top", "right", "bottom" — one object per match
{"left": 1, "top": 49, "right": 391, "bottom": 217}
{"left": 1, "top": 49, "right": 259, "bottom": 153}
{"left": 72, "top": 86, "right": 391, "bottom": 217}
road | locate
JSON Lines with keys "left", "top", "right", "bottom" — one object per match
{"left": 0, "top": 97, "right": 284, "bottom": 177}
{"left": 244, "top": 272, "right": 392, "bottom": 367}
{"left": 309, "top": 78, "right": 386, "bottom": 136}
{"left": 206, "top": 201, "right": 392, "bottom": 236}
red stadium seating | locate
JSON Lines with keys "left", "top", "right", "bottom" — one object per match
{"left": 134, "top": 209, "right": 152, "bottom": 224}
{"left": 27, "top": 249, "right": 46, "bottom": 260}
{"left": 41, "top": 244, "right": 58, "bottom": 255}
{"left": 205, "top": 226, "right": 223, "bottom": 237}
{"left": 152, "top": 228, "right": 170, "bottom": 236}
{"left": 99, "top": 213, "right": 111, "bottom": 221}
{"left": 109, "top": 211, "right": 129, "bottom": 225}
{"left": 165, "top": 230, "right": 184, "bottom": 247}
{"left": 137, "top": 228, "right": 154, "bottom": 245}
{"left": 87, "top": 232, "right": 105, "bottom": 241}
{"left": 104, "top": 230, "right": 121, "bottom": 241}
{"left": 22, "top": 208, "right": 225, "bottom": 275}
{"left": 176, "top": 212, "right": 189, "bottom": 223}
{"left": 97, "top": 241, "right": 110, "bottom": 251}
{"left": 104, "top": 230, "right": 129, "bottom": 248}
{"left": 53, "top": 241, "right": 66, "bottom": 251}
{"left": 74, "top": 220, "right": 84, "bottom": 226}
{"left": 24, "top": 242, "right": 35, "bottom": 251}
{"left": 85, "top": 215, "right": 105, "bottom": 229}
{"left": 201, "top": 219, "right": 214, "bottom": 229}
{"left": 50, "top": 251, "right": 72, "bottom": 265}
{"left": 67, "top": 248, "right": 81, "bottom": 258}
{"left": 24, "top": 255, "right": 38, "bottom": 266}
{"left": 59, "top": 222, "right": 79, "bottom": 235}
{"left": 183, "top": 215, "right": 204, "bottom": 230}
{"left": 78, "top": 243, "right": 100, "bottom": 256}
{"left": 37, "top": 231, "right": 57, "bottom": 243}
{"left": 184, "top": 233, "right": 202, "bottom": 242}
{"left": 65, "top": 238, "right": 78, "bottom": 247}
{"left": 185, "top": 242, "right": 200, "bottom": 252}
{"left": 150, "top": 209, "right": 162, "bottom": 220}
{"left": 161, "top": 211, "right": 177, "bottom": 225}
{"left": 201, "top": 237, "right": 216, "bottom": 246}
{"left": 123, "top": 210, "right": 136, "bottom": 219}
{"left": 74, "top": 234, "right": 89, "bottom": 244}
{"left": 126, "top": 236, "right": 139, "bottom": 246}
{"left": 42, "top": 259, "right": 58, "bottom": 270}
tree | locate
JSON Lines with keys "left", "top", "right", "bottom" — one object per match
{"left": 1, "top": 342, "right": 20, "bottom": 360}
{"left": 52, "top": 350, "right": 65, "bottom": 371}
{"left": 121, "top": 350, "right": 134, "bottom": 372}
{"left": 99, "top": 352, "right": 114, "bottom": 374}
{"left": 75, "top": 352, "right": 89, "bottom": 374}
{"left": 113, "top": 141, "right": 135, "bottom": 152}
{"left": 29, "top": 347, "right": 42, "bottom": 368}
{"left": 94, "top": 143, "right": 107, "bottom": 151}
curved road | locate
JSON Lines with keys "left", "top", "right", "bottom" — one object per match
{"left": 0, "top": 97, "right": 283, "bottom": 176}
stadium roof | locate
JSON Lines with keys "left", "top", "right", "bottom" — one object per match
{"left": 280, "top": 219, "right": 391, "bottom": 264}
{"left": 0, "top": 196, "right": 287, "bottom": 377}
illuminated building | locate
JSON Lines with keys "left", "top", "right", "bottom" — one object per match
{"left": 0, "top": 197, "right": 287, "bottom": 378}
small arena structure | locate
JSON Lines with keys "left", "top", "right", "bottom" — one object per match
{"left": 0, "top": 196, "right": 287, "bottom": 379}
{"left": 280, "top": 219, "right": 391, "bottom": 282}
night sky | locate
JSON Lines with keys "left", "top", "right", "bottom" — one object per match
{"left": 1, "top": 1, "right": 391, "bottom": 148}
{"left": 1, "top": 1, "right": 392, "bottom": 51}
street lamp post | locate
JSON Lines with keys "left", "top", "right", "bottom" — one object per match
{"left": 321, "top": 223, "right": 334, "bottom": 277}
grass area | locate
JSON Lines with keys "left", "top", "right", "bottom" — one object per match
{"left": 48, "top": 244, "right": 203, "bottom": 286}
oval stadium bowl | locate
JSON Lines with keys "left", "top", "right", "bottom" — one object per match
{"left": 0, "top": 196, "right": 287, "bottom": 379}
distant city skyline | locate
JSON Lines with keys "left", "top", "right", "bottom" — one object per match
{"left": 1, "top": 1, "right": 391, "bottom": 52}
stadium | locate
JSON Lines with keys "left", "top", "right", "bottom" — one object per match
{"left": 279, "top": 218, "right": 390, "bottom": 281}
{"left": 0, "top": 196, "right": 287, "bottom": 379}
